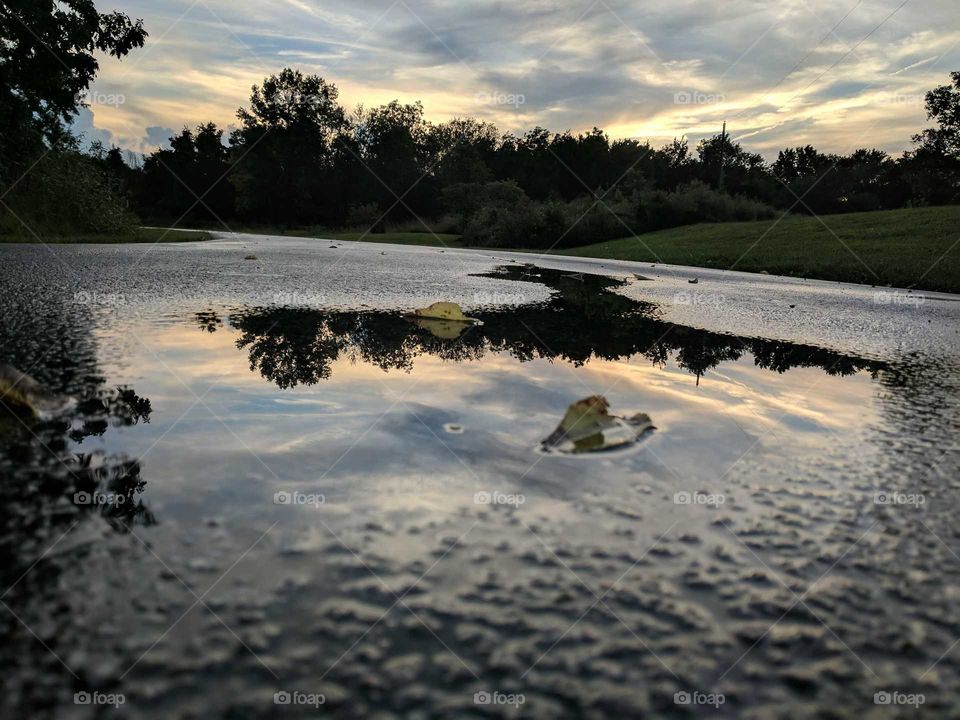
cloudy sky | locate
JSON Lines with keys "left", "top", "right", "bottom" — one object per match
{"left": 76, "top": 0, "right": 960, "bottom": 159}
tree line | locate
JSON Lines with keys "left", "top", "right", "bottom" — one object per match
{"left": 2, "top": 2, "right": 959, "bottom": 246}
{"left": 119, "top": 67, "right": 960, "bottom": 247}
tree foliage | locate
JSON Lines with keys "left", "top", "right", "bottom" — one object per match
{"left": 0, "top": 0, "right": 145, "bottom": 236}
{"left": 229, "top": 69, "right": 352, "bottom": 225}
{"left": 0, "top": 0, "right": 146, "bottom": 181}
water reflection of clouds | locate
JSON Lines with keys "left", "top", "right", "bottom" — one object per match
{"left": 604, "top": 357, "right": 877, "bottom": 433}
{"left": 101, "top": 316, "right": 880, "bottom": 524}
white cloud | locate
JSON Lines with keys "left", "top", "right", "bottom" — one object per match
{"left": 91, "top": 0, "right": 960, "bottom": 158}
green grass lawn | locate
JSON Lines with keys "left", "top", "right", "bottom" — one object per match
{"left": 7, "top": 207, "right": 956, "bottom": 292}
{"left": 547, "top": 206, "right": 960, "bottom": 293}
{"left": 281, "top": 206, "right": 958, "bottom": 292}
{"left": 0, "top": 227, "right": 211, "bottom": 244}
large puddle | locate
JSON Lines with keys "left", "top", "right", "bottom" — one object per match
{"left": 1, "top": 241, "right": 958, "bottom": 718}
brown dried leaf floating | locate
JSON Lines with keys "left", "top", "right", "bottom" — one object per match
{"left": 540, "top": 395, "right": 655, "bottom": 455}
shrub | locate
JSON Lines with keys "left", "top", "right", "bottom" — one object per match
{"left": 442, "top": 180, "right": 526, "bottom": 226}
{"left": 635, "top": 181, "right": 776, "bottom": 232}
{"left": 456, "top": 180, "right": 777, "bottom": 249}
{"left": 2, "top": 150, "right": 138, "bottom": 236}
{"left": 346, "top": 202, "right": 381, "bottom": 227}
{"left": 462, "top": 197, "right": 631, "bottom": 249}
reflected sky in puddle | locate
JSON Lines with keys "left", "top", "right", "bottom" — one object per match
{"left": 81, "top": 265, "right": 884, "bottom": 528}
{"left": 105, "top": 323, "right": 877, "bottom": 478}
{"left": 5, "top": 256, "right": 958, "bottom": 719}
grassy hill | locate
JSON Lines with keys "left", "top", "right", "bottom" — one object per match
{"left": 549, "top": 206, "right": 960, "bottom": 293}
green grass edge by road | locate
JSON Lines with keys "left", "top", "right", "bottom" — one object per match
{"left": 0, "top": 227, "right": 211, "bottom": 244}
{"left": 321, "top": 206, "right": 958, "bottom": 294}
{"left": 3, "top": 207, "right": 956, "bottom": 293}
{"left": 297, "top": 206, "right": 960, "bottom": 293}
{"left": 548, "top": 206, "right": 960, "bottom": 294}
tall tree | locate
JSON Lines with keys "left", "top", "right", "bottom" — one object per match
{"left": 907, "top": 71, "right": 960, "bottom": 204}
{"left": 138, "top": 124, "right": 234, "bottom": 222}
{"left": 230, "top": 69, "right": 351, "bottom": 225}
{"left": 914, "top": 71, "right": 960, "bottom": 159}
{"left": 0, "top": 0, "right": 146, "bottom": 183}
{"left": 354, "top": 101, "right": 433, "bottom": 219}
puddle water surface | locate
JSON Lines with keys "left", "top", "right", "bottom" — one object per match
{"left": 1, "top": 243, "right": 957, "bottom": 718}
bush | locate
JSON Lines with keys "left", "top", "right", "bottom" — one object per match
{"left": 456, "top": 179, "right": 777, "bottom": 249}
{"left": 635, "top": 181, "right": 776, "bottom": 232}
{"left": 564, "top": 199, "right": 630, "bottom": 247}
{"left": 442, "top": 180, "right": 527, "bottom": 228}
{"left": 346, "top": 202, "right": 381, "bottom": 227}
{"left": 382, "top": 215, "right": 460, "bottom": 234}
{"left": 2, "top": 150, "right": 138, "bottom": 236}
{"left": 462, "top": 196, "right": 631, "bottom": 249}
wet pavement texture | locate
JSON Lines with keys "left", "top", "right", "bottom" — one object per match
{"left": 0, "top": 234, "right": 959, "bottom": 718}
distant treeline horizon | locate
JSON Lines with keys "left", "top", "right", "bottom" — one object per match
{"left": 71, "top": 67, "right": 955, "bottom": 248}
{"left": 3, "top": 1, "right": 960, "bottom": 247}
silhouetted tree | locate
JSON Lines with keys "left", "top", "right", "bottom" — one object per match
{"left": 230, "top": 69, "right": 351, "bottom": 225}
{"left": 0, "top": 0, "right": 146, "bottom": 185}
{"left": 138, "top": 123, "right": 234, "bottom": 222}
{"left": 354, "top": 100, "right": 434, "bottom": 220}
{"left": 0, "top": 1, "right": 146, "bottom": 238}
{"left": 906, "top": 71, "right": 960, "bottom": 204}
{"left": 915, "top": 71, "right": 960, "bottom": 159}
{"left": 114, "top": 67, "right": 960, "bottom": 236}
{"left": 696, "top": 132, "right": 772, "bottom": 201}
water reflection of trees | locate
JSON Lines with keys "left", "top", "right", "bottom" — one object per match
{"left": 201, "top": 265, "right": 885, "bottom": 389}
{"left": 0, "top": 302, "right": 155, "bottom": 718}
{"left": 0, "top": 302, "right": 156, "bottom": 588}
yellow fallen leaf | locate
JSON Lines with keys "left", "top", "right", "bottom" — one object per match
{"left": 557, "top": 396, "right": 611, "bottom": 437}
{"left": 0, "top": 377, "right": 37, "bottom": 420}
{"left": 410, "top": 301, "right": 473, "bottom": 322}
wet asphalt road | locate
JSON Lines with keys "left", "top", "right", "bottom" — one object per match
{"left": 0, "top": 234, "right": 958, "bottom": 718}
